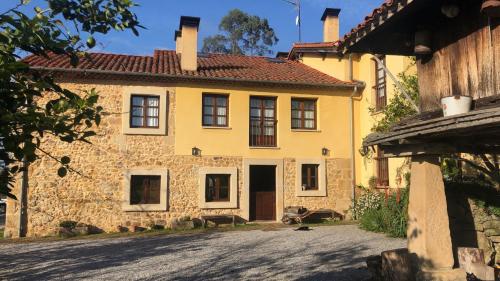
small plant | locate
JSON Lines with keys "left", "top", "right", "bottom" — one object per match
{"left": 59, "top": 220, "right": 78, "bottom": 229}
{"left": 351, "top": 190, "right": 383, "bottom": 220}
{"left": 368, "top": 176, "right": 378, "bottom": 189}
{"left": 356, "top": 188, "right": 409, "bottom": 238}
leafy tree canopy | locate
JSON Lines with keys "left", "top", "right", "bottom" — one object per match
{"left": 0, "top": 0, "right": 141, "bottom": 198}
{"left": 369, "top": 64, "right": 419, "bottom": 133}
{"left": 201, "top": 9, "right": 278, "bottom": 56}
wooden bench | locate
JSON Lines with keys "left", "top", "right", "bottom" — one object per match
{"left": 201, "top": 215, "right": 237, "bottom": 228}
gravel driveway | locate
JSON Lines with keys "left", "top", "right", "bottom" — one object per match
{"left": 0, "top": 224, "right": 405, "bottom": 281}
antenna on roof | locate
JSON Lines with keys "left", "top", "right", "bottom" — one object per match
{"left": 279, "top": 0, "right": 301, "bottom": 42}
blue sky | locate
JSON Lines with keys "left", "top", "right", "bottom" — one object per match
{"left": 1, "top": 0, "right": 383, "bottom": 56}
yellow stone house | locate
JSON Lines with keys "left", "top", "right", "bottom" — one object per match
{"left": 6, "top": 9, "right": 412, "bottom": 237}
{"left": 288, "top": 9, "right": 414, "bottom": 190}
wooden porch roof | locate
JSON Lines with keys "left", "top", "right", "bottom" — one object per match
{"left": 363, "top": 96, "right": 500, "bottom": 156}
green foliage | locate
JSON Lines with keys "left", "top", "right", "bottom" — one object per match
{"left": 369, "top": 63, "right": 419, "bottom": 133}
{"left": 445, "top": 180, "right": 500, "bottom": 217}
{"left": 368, "top": 176, "right": 378, "bottom": 189}
{"left": 202, "top": 9, "right": 278, "bottom": 55}
{"left": 350, "top": 189, "right": 383, "bottom": 220}
{"left": 357, "top": 188, "right": 410, "bottom": 238}
{"left": 59, "top": 220, "right": 77, "bottom": 229}
{"left": 0, "top": 0, "right": 141, "bottom": 197}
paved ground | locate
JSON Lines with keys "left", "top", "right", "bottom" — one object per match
{"left": 0, "top": 225, "right": 405, "bottom": 281}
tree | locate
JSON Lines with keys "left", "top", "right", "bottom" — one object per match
{"left": 369, "top": 65, "right": 419, "bottom": 133}
{"left": 201, "top": 9, "right": 278, "bottom": 56}
{"left": 0, "top": 0, "right": 142, "bottom": 198}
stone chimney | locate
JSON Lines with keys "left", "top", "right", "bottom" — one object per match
{"left": 178, "top": 16, "right": 200, "bottom": 71}
{"left": 175, "top": 30, "right": 182, "bottom": 54}
{"left": 321, "top": 8, "right": 341, "bottom": 42}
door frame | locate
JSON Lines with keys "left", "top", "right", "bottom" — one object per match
{"left": 242, "top": 158, "right": 283, "bottom": 222}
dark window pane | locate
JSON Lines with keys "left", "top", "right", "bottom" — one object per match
{"left": 203, "top": 116, "right": 213, "bottom": 125}
{"left": 130, "top": 175, "right": 161, "bottom": 205}
{"left": 216, "top": 97, "right": 227, "bottom": 106}
{"left": 132, "top": 107, "right": 143, "bottom": 117}
{"left": 205, "top": 174, "right": 230, "bottom": 202}
{"left": 131, "top": 117, "right": 143, "bottom": 127}
{"left": 301, "top": 164, "right": 319, "bottom": 190}
{"left": 203, "top": 96, "right": 213, "bottom": 105}
{"left": 132, "top": 96, "right": 144, "bottom": 106}
{"left": 203, "top": 106, "right": 213, "bottom": 115}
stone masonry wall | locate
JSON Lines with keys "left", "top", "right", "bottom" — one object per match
{"left": 5, "top": 80, "right": 353, "bottom": 237}
{"left": 283, "top": 158, "right": 352, "bottom": 214}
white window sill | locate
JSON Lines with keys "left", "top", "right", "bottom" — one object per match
{"left": 202, "top": 126, "right": 232, "bottom": 130}
{"left": 122, "top": 204, "right": 168, "bottom": 212}
{"left": 291, "top": 129, "right": 321, "bottom": 133}
{"left": 249, "top": 146, "right": 280, "bottom": 150}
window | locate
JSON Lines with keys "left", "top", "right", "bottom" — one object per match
{"left": 203, "top": 94, "right": 228, "bottom": 127}
{"left": 130, "top": 95, "right": 160, "bottom": 128}
{"left": 250, "top": 96, "right": 277, "bottom": 147}
{"left": 130, "top": 175, "right": 161, "bottom": 204}
{"left": 301, "top": 164, "right": 319, "bottom": 190}
{"left": 123, "top": 170, "right": 168, "bottom": 211}
{"left": 199, "top": 167, "right": 237, "bottom": 209}
{"left": 205, "top": 174, "right": 230, "bottom": 202}
{"left": 373, "top": 56, "right": 387, "bottom": 111}
{"left": 376, "top": 148, "right": 389, "bottom": 187}
{"left": 295, "top": 159, "right": 326, "bottom": 197}
{"left": 291, "top": 98, "right": 317, "bottom": 130}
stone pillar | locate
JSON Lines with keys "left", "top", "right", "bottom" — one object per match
{"left": 407, "top": 155, "right": 466, "bottom": 281}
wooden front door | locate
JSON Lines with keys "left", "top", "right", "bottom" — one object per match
{"left": 249, "top": 165, "right": 276, "bottom": 221}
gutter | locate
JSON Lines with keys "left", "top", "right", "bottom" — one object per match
{"left": 29, "top": 66, "right": 362, "bottom": 91}
{"left": 347, "top": 54, "right": 365, "bottom": 209}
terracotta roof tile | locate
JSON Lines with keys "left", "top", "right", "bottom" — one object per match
{"left": 341, "top": 0, "right": 404, "bottom": 47}
{"left": 22, "top": 50, "right": 355, "bottom": 88}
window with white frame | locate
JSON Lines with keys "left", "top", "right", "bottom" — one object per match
{"left": 122, "top": 88, "right": 168, "bottom": 135}
{"left": 130, "top": 95, "right": 160, "bottom": 128}
{"left": 123, "top": 169, "right": 168, "bottom": 211}
{"left": 199, "top": 167, "right": 238, "bottom": 209}
{"left": 296, "top": 159, "right": 326, "bottom": 197}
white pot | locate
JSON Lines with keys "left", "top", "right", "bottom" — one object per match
{"left": 441, "top": 95, "right": 472, "bottom": 117}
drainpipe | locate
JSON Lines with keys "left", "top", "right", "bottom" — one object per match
{"left": 348, "top": 54, "right": 357, "bottom": 206}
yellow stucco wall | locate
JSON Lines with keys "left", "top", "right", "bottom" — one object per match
{"left": 174, "top": 84, "right": 354, "bottom": 159}
{"left": 300, "top": 53, "right": 414, "bottom": 189}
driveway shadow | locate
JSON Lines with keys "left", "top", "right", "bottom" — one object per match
{"left": 0, "top": 226, "right": 400, "bottom": 281}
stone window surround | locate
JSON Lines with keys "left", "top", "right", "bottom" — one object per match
{"left": 198, "top": 167, "right": 238, "bottom": 209}
{"left": 123, "top": 169, "right": 169, "bottom": 211}
{"left": 295, "top": 159, "right": 327, "bottom": 197}
{"left": 122, "top": 86, "right": 168, "bottom": 135}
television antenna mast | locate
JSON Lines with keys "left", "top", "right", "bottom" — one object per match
{"left": 280, "top": 0, "right": 301, "bottom": 42}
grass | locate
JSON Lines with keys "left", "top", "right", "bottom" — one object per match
{"left": 0, "top": 229, "right": 3, "bottom": 239}
{"left": 0, "top": 219, "right": 354, "bottom": 244}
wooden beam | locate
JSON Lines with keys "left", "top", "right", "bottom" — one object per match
{"left": 379, "top": 143, "right": 500, "bottom": 157}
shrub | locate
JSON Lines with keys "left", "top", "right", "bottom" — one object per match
{"left": 351, "top": 190, "right": 383, "bottom": 219}
{"left": 360, "top": 208, "right": 385, "bottom": 232}
{"left": 357, "top": 188, "right": 409, "bottom": 238}
{"left": 59, "top": 220, "right": 78, "bottom": 229}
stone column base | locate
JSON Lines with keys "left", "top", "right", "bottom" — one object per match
{"left": 416, "top": 268, "right": 466, "bottom": 281}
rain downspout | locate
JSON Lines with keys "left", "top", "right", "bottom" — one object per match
{"left": 348, "top": 54, "right": 357, "bottom": 206}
